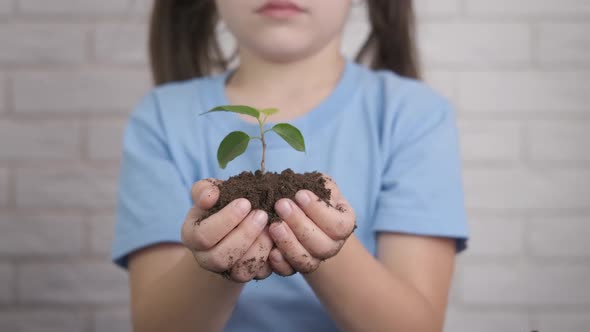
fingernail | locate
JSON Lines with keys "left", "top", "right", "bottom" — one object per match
{"left": 199, "top": 188, "right": 213, "bottom": 203}
{"left": 295, "top": 190, "right": 310, "bottom": 206}
{"left": 234, "top": 199, "right": 251, "bottom": 214}
{"left": 276, "top": 199, "right": 292, "bottom": 218}
{"left": 253, "top": 210, "right": 268, "bottom": 227}
{"left": 271, "top": 223, "right": 288, "bottom": 240}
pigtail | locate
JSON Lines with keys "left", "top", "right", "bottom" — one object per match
{"left": 149, "top": 0, "right": 226, "bottom": 85}
{"left": 356, "top": 0, "right": 420, "bottom": 79}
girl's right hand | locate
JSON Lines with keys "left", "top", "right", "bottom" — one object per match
{"left": 181, "top": 179, "right": 273, "bottom": 283}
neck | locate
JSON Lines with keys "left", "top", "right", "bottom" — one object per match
{"left": 228, "top": 44, "right": 346, "bottom": 102}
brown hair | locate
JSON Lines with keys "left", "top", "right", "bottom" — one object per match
{"left": 149, "top": 0, "right": 420, "bottom": 85}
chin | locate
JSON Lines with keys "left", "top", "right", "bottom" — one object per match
{"left": 246, "top": 38, "right": 326, "bottom": 63}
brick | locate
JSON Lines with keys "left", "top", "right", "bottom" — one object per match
{"left": 95, "top": 307, "right": 132, "bottom": 332}
{"left": 0, "top": 74, "right": 5, "bottom": 112}
{"left": 538, "top": 24, "right": 590, "bottom": 65}
{"left": 0, "top": 24, "right": 85, "bottom": 64}
{"left": 13, "top": 70, "right": 150, "bottom": 113}
{"left": 0, "top": 168, "right": 7, "bottom": 207}
{"left": 130, "top": 0, "right": 152, "bottom": 16}
{"left": 342, "top": 20, "right": 370, "bottom": 59}
{"left": 414, "top": 0, "right": 460, "bottom": 17}
{"left": 528, "top": 122, "right": 590, "bottom": 162}
{"left": 217, "top": 27, "right": 237, "bottom": 62}
{"left": 458, "top": 121, "right": 520, "bottom": 162}
{"left": 528, "top": 217, "right": 590, "bottom": 257}
{"left": 444, "top": 309, "right": 529, "bottom": 332}
{"left": 0, "top": 263, "right": 14, "bottom": 303}
{"left": 19, "top": 262, "right": 128, "bottom": 304}
{"left": 0, "top": 120, "right": 80, "bottom": 160}
{"left": 88, "top": 119, "right": 125, "bottom": 160}
{"left": 15, "top": 167, "right": 118, "bottom": 209}
{"left": 466, "top": 217, "right": 524, "bottom": 256}
{"left": 419, "top": 23, "right": 531, "bottom": 66}
{"left": 458, "top": 71, "right": 590, "bottom": 112}
{"left": 465, "top": 0, "right": 590, "bottom": 16}
{"left": 0, "top": 0, "right": 12, "bottom": 15}
{"left": 0, "top": 213, "right": 84, "bottom": 256}
{"left": 89, "top": 214, "right": 115, "bottom": 255}
{"left": 533, "top": 313, "right": 590, "bottom": 332}
{"left": 94, "top": 24, "right": 148, "bottom": 64}
{"left": 0, "top": 310, "right": 86, "bottom": 332}
{"left": 18, "top": 0, "right": 130, "bottom": 15}
{"left": 422, "top": 70, "right": 456, "bottom": 100}
{"left": 464, "top": 168, "right": 590, "bottom": 210}
{"left": 463, "top": 264, "right": 590, "bottom": 305}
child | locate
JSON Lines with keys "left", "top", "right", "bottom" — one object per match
{"left": 112, "top": 0, "right": 468, "bottom": 331}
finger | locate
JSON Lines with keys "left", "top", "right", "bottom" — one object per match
{"left": 294, "top": 189, "right": 356, "bottom": 241}
{"left": 183, "top": 198, "right": 252, "bottom": 251}
{"left": 268, "top": 247, "right": 295, "bottom": 276}
{"left": 230, "top": 229, "right": 273, "bottom": 283}
{"left": 269, "top": 222, "right": 320, "bottom": 274}
{"left": 275, "top": 198, "right": 340, "bottom": 260}
{"left": 195, "top": 209, "right": 268, "bottom": 272}
{"left": 191, "top": 178, "right": 222, "bottom": 210}
{"left": 254, "top": 260, "right": 273, "bottom": 280}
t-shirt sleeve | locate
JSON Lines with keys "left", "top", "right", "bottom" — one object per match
{"left": 372, "top": 87, "right": 468, "bottom": 252}
{"left": 112, "top": 91, "right": 192, "bottom": 268}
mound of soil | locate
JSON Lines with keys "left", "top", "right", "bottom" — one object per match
{"left": 201, "top": 169, "right": 331, "bottom": 223}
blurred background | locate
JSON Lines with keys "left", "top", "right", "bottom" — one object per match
{"left": 0, "top": 0, "right": 589, "bottom": 331}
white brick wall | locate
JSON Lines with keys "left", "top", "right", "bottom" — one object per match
{"left": 93, "top": 24, "right": 148, "bottom": 64}
{"left": 0, "top": 74, "right": 5, "bottom": 112}
{"left": 463, "top": 264, "right": 590, "bottom": 305}
{"left": 528, "top": 217, "right": 590, "bottom": 257}
{"left": 537, "top": 23, "right": 590, "bottom": 65}
{"left": 94, "top": 307, "right": 132, "bottom": 332}
{"left": 89, "top": 214, "right": 115, "bottom": 255}
{"left": 0, "top": 120, "right": 80, "bottom": 160}
{"left": 533, "top": 313, "right": 590, "bottom": 332}
{"left": 445, "top": 309, "right": 529, "bottom": 332}
{"left": 0, "top": 310, "right": 87, "bottom": 332}
{"left": 17, "top": 0, "right": 131, "bottom": 15}
{"left": 0, "top": 263, "right": 14, "bottom": 303}
{"left": 0, "top": 213, "right": 84, "bottom": 256}
{"left": 0, "top": 24, "right": 86, "bottom": 64}
{"left": 15, "top": 166, "right": 118, "bottom": 209}
{"left": 527, "top": 122, "right": 590, "bottom": 162}
{"left": 0, "top": 1, "right": 589, "bottom": 331}
{"left": 87, "top": 119, "right": 126, "bottom": 160}
{"left": 18, "top": 262, "right": 128, "bottom": 304}
{"left": 458, "top": 71, "right": 590, "bottom": 112}
{"left": 419, "top": 23, "right": 531, "bottom": 67}
{"left": 464, "top": 0, "right": 590, "bottom": 16}
{"left": 13, "top": 70, "right": 150, "bottom": 113}
{"left": 459, "top": 121, "right": 521, "bottom": 163}
{"left": 466, "top": 217, "right": 524, "bottom": 256}
{"left": 0, "top": 168, "right": 8, "bottom": 207}
{"left": 0, "top": 0, "right": 12, "bottom": 15}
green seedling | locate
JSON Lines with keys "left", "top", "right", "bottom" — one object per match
{"left": 201, "top": 105, "right": 305, "bottom": 173}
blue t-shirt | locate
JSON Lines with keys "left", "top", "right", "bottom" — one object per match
{"left": 112, "top": 59, "right": 468, "bottom": 331}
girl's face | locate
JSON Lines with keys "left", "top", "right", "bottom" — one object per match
{"left": 215, "top": 0, "right": 352, "bottom": 62}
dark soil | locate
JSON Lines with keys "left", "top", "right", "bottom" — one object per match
{"left": 201, "top": 169, "right": 331, "bottom": 224}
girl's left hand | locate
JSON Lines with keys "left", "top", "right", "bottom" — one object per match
{"left": 268, "top": 176, "right": 356, "bottom": 275}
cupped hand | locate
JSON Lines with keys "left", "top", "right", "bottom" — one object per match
{"left": 181, "top": 179, "right": 273, "bottom": 283}
{"left": 268, "top": 176, "right": 356, "bottom": 275}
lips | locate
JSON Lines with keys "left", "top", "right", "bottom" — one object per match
{"left": 256, "top": 0, "right": 305, "bottom": 18}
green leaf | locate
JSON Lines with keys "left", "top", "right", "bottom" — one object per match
{"left": 202, "top": 105, "right": 260, "bottom": 119}
{"left": 260, "top": 108, "right": 279, "bottom": 117}
{"left": 217, "top": 131, "right": 251, "bottom": 169}
{"left": 271, "top": 123, "right": 306, "bottom": 152}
